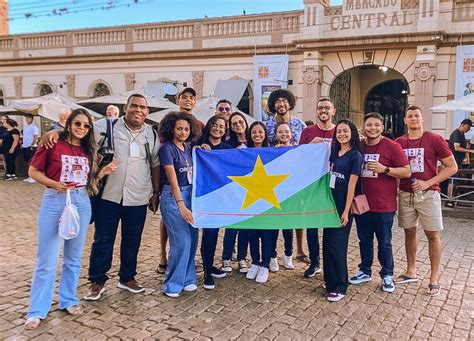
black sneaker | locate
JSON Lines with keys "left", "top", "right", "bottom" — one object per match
{"left": 203, "top": 275, "right": 215, "bottom": 290}
{"left": 211, "top": 266, "right": 226, "bottom": 278}
{"left": 303, "top": 265, "right": 321, "bottom": 278}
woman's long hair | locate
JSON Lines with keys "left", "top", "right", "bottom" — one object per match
{"left": 330, "top": 119, "right": 361, "bottom": 158}
{"left": 59, "top": 108, "right": 99, "bottom": 195}
{"left": 228, "top": 112, "right": 249, "bottom": 148}
{"left": 200, "top": 115, "right": 227, "bottom": 145}
{"left": 247, "top": 121, "right": 270, "bottom": 148}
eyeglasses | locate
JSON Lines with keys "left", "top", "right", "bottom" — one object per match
{"left": 72, "top": 121, "right": 92, "bottom": 130}
{"left": 231, "top": 120, "right": 245, "bottom": 127}
{"left": 317, "top": 106, "right": 333, "bottom": 111}
{"left": 217, "top": 107, "right": 231, "bottom": 113}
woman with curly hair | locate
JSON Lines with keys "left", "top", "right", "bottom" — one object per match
{"left": 158, "top": 111, "right": 201, "bottom": 297}
{"left": 24, "top": 109, "right": 115, "bottom": 329}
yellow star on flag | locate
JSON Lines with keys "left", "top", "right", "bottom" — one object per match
{"left": 228, "top": 155, "right": 290, "bottom": 210}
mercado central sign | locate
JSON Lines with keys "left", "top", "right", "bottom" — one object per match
{"left": 330, "top": 0, "right": 415, "bottom": 31}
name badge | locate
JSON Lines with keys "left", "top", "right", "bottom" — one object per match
{"left": 187, "top": 166, "right": 193, "bottom": 184}
{"left": 329, "top": 172, "right": 336, "bottom": 189}
{"left": 130, "top": 142, "right": 140, "bottom": 157}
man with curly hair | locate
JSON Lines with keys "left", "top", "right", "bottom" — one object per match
{"left": 265, "top": 89, "right": 306, "bottom": 146}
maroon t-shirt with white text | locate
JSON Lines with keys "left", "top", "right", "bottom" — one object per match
{"left": 395, "top": 132, "right": 452, "bottom": 193}
{"left": 361, "top": 137, "right": 409, "bottom": 212}
{"left": 31, "top": 140, "right": 90, "bottom": 186}
{"left": 299, "top": 124, "right": 335, "bottom": 144}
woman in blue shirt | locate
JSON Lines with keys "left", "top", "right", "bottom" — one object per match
{"left": 158, "top": 111, "right": 201, "bottom": 297}
{"left": 324, "top": 119, "right": 363, "bottom": 302}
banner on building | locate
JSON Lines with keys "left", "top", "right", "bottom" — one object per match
{"left": 253, "top": 55, "right": 289, "bottom": 121}
{"left": 455, "top": 45, "right": 474, "bottom": 138}
{"left": 192, "top": 144, "right": 341, "bottom": 230}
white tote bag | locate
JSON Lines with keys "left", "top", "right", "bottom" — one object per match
{"left": 58, "top": 189, "right": 80, "bottom": 240}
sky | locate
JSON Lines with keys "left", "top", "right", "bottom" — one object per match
{"left": 7, "top": 0, "right": 316, "bottom": 34}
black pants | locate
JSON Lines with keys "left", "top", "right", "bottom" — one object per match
{"left": 306, "top": 228, "right": 320, "bottom": 267}
{"left": 22, "top": 147, "right": 37, "bottom": 163}
{"left": 323, "top": 219, "right": 352, "bottom": 294}
{"left": 88, "top": 198, "right": 147, "bottom": 284}
{"left": 201, "top": 228, "right": 219, "bottom": 276}
{"left": 270, "top": 229, "right": 293, "bottom": 258}
{"left": 4, "top": 150, "right": 18, "bottom": 175}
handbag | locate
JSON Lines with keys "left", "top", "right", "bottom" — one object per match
{"left": 351, "top": 194, "right": 370, "bottom": 215}
{"left": 58, "top": 189, "right": 80, "bottom": 240}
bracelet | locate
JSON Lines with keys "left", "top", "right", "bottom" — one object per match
{"left": 153, "top": 191, "right": 160, "bottom": 194}
{"left": 176, "top": 199, "right": 183, "bottom": 203}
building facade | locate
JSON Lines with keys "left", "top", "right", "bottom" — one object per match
{"left": 1, "top": 0, "right": 474, "bottom": 137}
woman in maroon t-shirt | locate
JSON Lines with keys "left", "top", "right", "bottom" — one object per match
{"left": 24, "top": 109, "right": 115, "bottom": 330}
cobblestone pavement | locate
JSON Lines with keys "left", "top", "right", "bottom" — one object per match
{"left": 0, "top": 180, "right": 473, "bottom": 340}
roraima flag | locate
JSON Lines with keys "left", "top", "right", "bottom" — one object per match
{"left": 192, "top": 144, "right": 341, "bottom": 229}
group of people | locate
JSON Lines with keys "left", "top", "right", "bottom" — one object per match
{"left": 19, "top": 86, "right": 460, "bottom": 330}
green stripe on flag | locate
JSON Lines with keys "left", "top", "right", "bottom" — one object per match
{"left": 227, "top": 173, "right": 341, "bottom": 229}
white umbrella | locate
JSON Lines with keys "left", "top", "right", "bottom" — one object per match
{"left": 0, "top": 105, "right": 26, "bottom": 116}
{"left": 9, "top": 93, "right": 101, "bottom": 121}
{"left": 77, "top": 88, "right": 178, "bottom": 114}
{"left": 147, "top": 94, "right": 256, "bottom": 124}
{"left": 431, "top": 93, "right": 474, "bottom": 111}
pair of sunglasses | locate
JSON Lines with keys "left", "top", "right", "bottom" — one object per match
{"left": 72, "top": 120, "right": 92, "bottom": 130}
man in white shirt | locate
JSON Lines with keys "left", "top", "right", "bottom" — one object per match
{"left": 22, "top": 114, "right": 39, "bottom": 184}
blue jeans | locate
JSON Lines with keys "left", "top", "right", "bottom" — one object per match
{"left": 160, "top": 185, "right": 198, "bottom": 294}
{"left": 248, "top": 230, "right": 272, "bottom": 268}
{"left": 270, "top": 229, "right": 293, "bottom": 258}
{"left": 222, "top": 229, "right": 249, "bottom": 261}
{"left": 306, "top": 228, "right": 320, "bottom": 267}
{"left": 354, "top": 212, "right": 395, "bottom": 278}
{"left": 88, "top": 199, "right": 147, "bottom": 284}
{"left": 27, "top": 188, "right": 91, "bottom": 319}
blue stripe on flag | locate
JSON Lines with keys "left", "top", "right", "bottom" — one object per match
{"left": 193, "top": 146, "right": 295, "bottom": 197}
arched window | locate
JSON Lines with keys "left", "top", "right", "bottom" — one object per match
{"left": 0, "top": 89, "right": 4, "bottom": 105}
{"left": 92, "top": 83, "right": 111, "bottom": 98}
{"left": 39, "top": 84, "right": 53, "bottom": 96}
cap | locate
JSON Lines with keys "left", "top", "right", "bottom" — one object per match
{"left": 460, "top": 119, "right": 473, "bottom": 127}
{"left": 177, "top": 87, "right": 196, "bottom": 98}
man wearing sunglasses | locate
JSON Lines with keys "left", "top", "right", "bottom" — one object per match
{"left": 215, "top": 99, "right": 232, "bottom": 120}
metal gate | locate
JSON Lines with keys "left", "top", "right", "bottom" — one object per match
{"left": 329, "top": 70, "right": 351, "bottom": 122}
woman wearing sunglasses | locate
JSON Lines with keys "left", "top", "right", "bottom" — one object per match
{"left": 24, "top": 109, "right": 115, "bottom": 329}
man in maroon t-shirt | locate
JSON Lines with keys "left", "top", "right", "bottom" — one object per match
{"left": 349, "top": 112, "right": 411, "bottom": 293}
{"left": 395, "top": 106, "right": 457, "bottom": 296}
{"left": 298, "top": 98, "right": 336, "bottom": 278}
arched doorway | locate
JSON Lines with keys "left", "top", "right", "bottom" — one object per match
{"left": 329, "top": 65, "right": 409, "bottom": 136}
{"left": 0, "top": 88, "right": 4, "bottom": 105}
{"left": 364, "top": 80, "right": 408, "bottom": 138}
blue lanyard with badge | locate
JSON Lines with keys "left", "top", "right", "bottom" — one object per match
{"left": 329, "top": 162, "right": 336, "bottom": 189}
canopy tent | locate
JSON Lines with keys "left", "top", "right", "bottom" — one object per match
{"left": 77, "top": 88, "right": 178, "bottom": 114}
{"left": 213, "top": 79, "right": 249, "bottom": 107}
{"left": 147, "top": 94, "right": 256, "bottom": 125}
{"left": 431, "top": 93, "right": 474, "bottom": 112}
{"left": 0, "top": 105, "right": 27, "bottom": 116}
{"left": 9, "top": 93, "right": 101, "bottom": 122}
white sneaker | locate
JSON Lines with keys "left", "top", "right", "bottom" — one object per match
{"left": 269, "top": 257, "right": 279, "bottom": 272}
{"left": 23, "top": 177, "right": 31, "bottom": 183}
{"left": 238, "top": 259, "right": 249, "bottom": 273}
{"left": 283, "top": 255, "right": 295, "bottom": 269}
{"left": 255, "top": 267, "right": 269, "bottom": 283}
{"left": 246, "top": 264, "right": 259, "bottom": 280}
{"left": 221, "top": 260, "right": 232, "bottom": 272}
{"left": 184, "top": 284, "right": 197, "bottom": 292}
{"left": 27, "top": 178, "right": 36, "bottom": 183}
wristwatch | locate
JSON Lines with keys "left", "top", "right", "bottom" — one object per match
{"left": 384, "top": 167, "right": 391, "bottom": 174}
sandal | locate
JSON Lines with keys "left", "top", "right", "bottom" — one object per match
{"left": 24, "top": 317, "right": 41, "bottom": 330}
{"left": 156, "top": 263, "right": 167, "bottom": 274}
{"left": 395, "top": 274, "right": 419, "bottom": 284}
{"left": 426, "top": 283, "right": 441, "bottom": 297}
{"left": 65, "top": 305, "right": 84, "bottom": 316}
{"left": 296, "top": 254, "right": 311, "bottom": 264}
